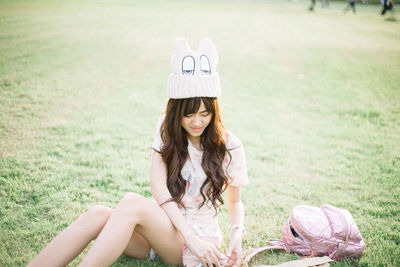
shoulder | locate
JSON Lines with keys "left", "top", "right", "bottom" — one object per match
{"left": 224, "top": 129, "right": 243, "bottom": 150}
{"left": 156, "top": 113, "right": 166, "bottom": 128}
{"left": 153, "top": 113, "right": 166, "bottom": 135}
{"left": 152, "top": 113, "right": 166, "bottom": 153}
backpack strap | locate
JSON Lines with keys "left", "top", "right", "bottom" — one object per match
{"left": 252, "top": 256, "right": 333, "bottom": 267}
{"left": 241, "top": 239, "right": 289, "bottom": 267}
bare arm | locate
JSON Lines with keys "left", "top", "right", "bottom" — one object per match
{"left": 226, "top": 185, "right": 245, "bottom": 266}
{"left": 227, "top": 186, "right": 245, "bottom": 227}
{"left": 150, "top": 150, "right": 221, "bottom": 266}
{"left": 150, "top": 150, "right": 196, "bottom": 240}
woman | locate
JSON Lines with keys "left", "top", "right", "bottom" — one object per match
{"left": 28, "top": 38, "right": 249, "bottom": 267}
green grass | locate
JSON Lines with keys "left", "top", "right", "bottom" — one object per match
{"left": 1, "top": 0, "right": 399, "bottom": 266}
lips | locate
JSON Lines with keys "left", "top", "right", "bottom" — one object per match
{"left": 190, "top": 127, "right": 203, "bottom": 133}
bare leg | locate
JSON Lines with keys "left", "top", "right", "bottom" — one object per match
{"left": 27, "top": 205, "right": 113, "bottom": 267}
{"left": 123, "top": 231, "right": 150, "bottom": 259}
{"left": 79, "top": 193, "right": 184, "bottom": 266}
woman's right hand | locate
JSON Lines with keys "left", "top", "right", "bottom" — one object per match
{"left": 184, "top": 235, "right": 221, "bottom": 267}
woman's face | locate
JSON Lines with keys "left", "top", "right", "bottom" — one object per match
{"left": 181, "top": 101, "right": 212, "bottom": 140}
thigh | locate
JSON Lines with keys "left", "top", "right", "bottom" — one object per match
{"left": 133, "top": 198, "right": 185, "bottom": 265}
{"left": 123, "top": 230, "right": 151, "bottom": 260}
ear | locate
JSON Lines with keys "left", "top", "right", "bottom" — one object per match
{"left": 173, "top": 37, "right": 190, "bottom": 52}
{"left": 199, "top": 38, "right": 218, "bottom": 72}
{"left": 170, "top": 38, "right": 191, "bottom": 74}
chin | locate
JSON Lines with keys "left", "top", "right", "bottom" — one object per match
{"left": 188, "top": 130, "right": 204, "bottom": 137}
{"left": 191, "top": 132, "right": 203, "bottom": 137}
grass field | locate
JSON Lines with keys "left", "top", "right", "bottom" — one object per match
{"left": 1, "top": 0, "right": 399, "bottom": 266}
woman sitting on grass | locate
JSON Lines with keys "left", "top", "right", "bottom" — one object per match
{"left": 28, "top": 38, "right": 249, "bottom": 267}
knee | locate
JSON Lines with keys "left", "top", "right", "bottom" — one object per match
{"left": 117, "top": 192, "right": 147, "bottom": 222}
{"left": 84, "top": 204, "right": 113, "bottom": 223}
{"left": 119, "top": 192, "right": 146, "bottom": 209}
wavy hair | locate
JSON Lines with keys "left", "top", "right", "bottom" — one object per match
{"left": 160, "top": 97, "right": 231, "bottom": 213}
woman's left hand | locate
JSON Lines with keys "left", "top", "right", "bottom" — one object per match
{"left": 226, "top": 231, "right": 243, "bottom": 267}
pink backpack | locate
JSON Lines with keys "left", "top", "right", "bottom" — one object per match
{"left": 242, "top": 204, "right": 365, "bottom": 266}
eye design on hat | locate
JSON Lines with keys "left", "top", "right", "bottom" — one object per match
{"left": 200, "top": 55, "right": 211, "bottom": 75}
{"left": 182, "top": 55, "right": 195, "bottom": 75}
{"left": 181, "top": 55, "right": 211, "bottom": 76}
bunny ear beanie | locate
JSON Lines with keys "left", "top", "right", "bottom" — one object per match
{"left": 167, "top": 38, "right": 221, "bottom": 99}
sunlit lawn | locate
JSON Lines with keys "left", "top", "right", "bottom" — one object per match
{"left": 1, "top": 0, "right": 399, "bottom": 266}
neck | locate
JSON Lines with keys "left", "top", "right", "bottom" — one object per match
{"left": 189, "top": 136, "right": 201, "bottom": 149}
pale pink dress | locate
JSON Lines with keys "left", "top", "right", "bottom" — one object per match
{"left": 152, "top": 115, "right": 249, "bottom": 266}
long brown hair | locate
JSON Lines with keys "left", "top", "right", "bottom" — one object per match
{"left": 160, "top": 97, "right": 231, "bottom": 212}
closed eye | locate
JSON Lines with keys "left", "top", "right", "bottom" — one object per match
{"left": 182, "top": 55, "right": 195, "bottom": 75}
{"left": 183, "top": 70, "right": 194, "bottom": 75}
{"left": 200, "top": 55, "right": 211, "bottom": 75}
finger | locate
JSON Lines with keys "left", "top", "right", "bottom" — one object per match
{"left": 213, "top": 249, "right": 221, "bottom": 263}
{"left": 200, "top": 256, "right": 207, "bottom": 267}
{"left": 226, "top": 246, "right": 233, "bottom": 257}
{"left": 220, "top": 253, "right": 228, "bottom": 266}
{"left": 206, "top": 258, "right": 214, "bottom": 267}
{"left": 230, "top": 251, "right": 238, "bottom": 265}
{"left": 225, "top": 256, "right": 234, "bottom": 266}
{"left": 228, "top": 248, "right": 235, "bottom": 258}
{"left": 203, "top": 253, "right": 213, "bottom": 267}
{"left": 206, "top": 245, "right": 219, "bottom": 261}
{"left": 236, "top": 251, "right": 243, "bottom": 262}
{"left": 229, "top": 254, "right": 237, "bottom": 267}
{"left": 210, "top": 251, "right": 220, "bottom": 267}
{"left": 233, "top": 252, "right": 242, "bottom": 266}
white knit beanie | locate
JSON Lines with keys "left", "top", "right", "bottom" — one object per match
{"left": 167, "top": 38, "right": 221, "bottom": 99}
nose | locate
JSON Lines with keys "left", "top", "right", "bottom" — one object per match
{"left": 192, "top": 115, "right": 203, "bottom": 127}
